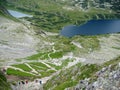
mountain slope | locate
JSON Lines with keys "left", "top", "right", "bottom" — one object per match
{"left": 0, "top": 15, "right": 46, "bottom": 67}
{"left": 0, "top": 0, "right": 120, "bottom": 90}
{"left": 44, "top": 56, "right": 120, "bottom": 90}
{"left": 0, "top": 71, "right": 12, "bottom": 90}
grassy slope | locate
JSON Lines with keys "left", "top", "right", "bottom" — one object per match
{"left": 44, "top": 56, "right": 120, "bottom": 90}
{"left": 0, "top": 71, "right": 11, "bottom": 90}
{"left": 44, "top": 63, "right": 100, "bottom": 90}
{"left": 5, "top": 34, "right": 101, "bottom": 78}
{"left": 6, "top": 62, "right": 55, "bottom": 78}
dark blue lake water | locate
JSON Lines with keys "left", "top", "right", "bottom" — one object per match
{"left": 60, "top": 20, "right": 120, "bottom": 37}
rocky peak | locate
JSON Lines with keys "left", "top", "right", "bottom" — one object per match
{"left": 55, "top": 0, "right": 119, "bottom": 11}
{"left": 68, "top": 63, "right": 120, "bottom": 90}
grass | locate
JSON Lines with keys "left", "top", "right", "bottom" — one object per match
{"left": 6, "top": 62, "right": 56, "bottom": 78}
{"left": 46, "top": 59, "right": 71, "bottom": 70}
{"left": 0, "top": 71, "right": 11, "bottom": 90}
{"left": 71, "top": 35, "right": 100, "bottom": 53}
{"left": 40, "top": 70, "right": 55, "bottom": 77}
{"left": 54, "top": 81, "right": 77, "bottom": 90}
{"left": 27, "top": 52, "right": 49, "bottom": 60}
{"left": 44, "top": 63, "right": 81, "bottom": 90}
{"left": 7, "top": 68, "right": 34, "bottom": 77}
{"left": 112, "top": 47, "right": 120, "bottom": 50}
{"left": 77, "top": 64, "right": 100, "bottom": 80}
{"left": 44, "top": 63, "right": 101, "bottom": 90}
{"left": 29, "top": 62, "right": 49, "bottom": 69}
{"left": 53, "top": 36, "right": 76, "bottom": 52}
{"left": 48, "top": 35, "right": 100, "bottom": 55}
{"left": 50, "top": 51, "right": 63, "bottom": 59}
{"left": 0, "top": 71, "right": 7, "bottom": 82}
{"left": 29, "top": 64, "right": 47, "bottom": 71}
{"left": 27, "top": 51, "right": 64, "bottom": 60}
{"left": 61, "top": 59, "right": 71, "bottom": 68}
{"left": 6, "top": 58, "right": 72, "bottom": 78}
{"left": 103, "top": 56, "right": 120, "bottom": 67}
{"left": 27, "top": 52, "right": 44, "bottom": 60}
{"left": 12, "top": 64, "right": 32, "bottom": 72}
{"left": 46, "top": 62, "right": 61, "bottom": 70}
{"left": 26, "top": 62, "right": 51, "bottom": 76}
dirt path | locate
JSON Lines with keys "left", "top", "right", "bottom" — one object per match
{"left": 11, "top": 81, "right": 43, "bottom": 90}
{"left": 71, "top": 41, "right": 82, "bottom": 49}
{"left": 47, "top": 46, "right": 56, "bottom": 60}
{"left": 40, "top": 61, "right": 57, "bottom": 71}
{"left": 25, "top": 63, "right": 40, "bottom": 75}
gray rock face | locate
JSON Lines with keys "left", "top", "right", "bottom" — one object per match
{"left": 55, "top": 0, "right": 119, "bottom": 11}
{"left": 71, "top": 63, "right": 120, "bottom": 90}
{"left": 0, "top": 16, "right": 39, "bottom": 66}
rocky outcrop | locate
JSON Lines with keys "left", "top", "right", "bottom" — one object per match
{"left": 68, "top": 63, "right": 120, "bottom": 90}
{"left": 56, "top": 0, "right": 120, "bottom": 12}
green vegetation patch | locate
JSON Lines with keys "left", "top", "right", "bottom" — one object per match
{"left": 46, "top": 59, "right": 71, "bottom": 70}
{"left": 29, "top": 62, "right": 49, "bottom": 69}
{"left": 6, "top": 58, "right": 73, "bottom": 78}
{"left": 27, "top": 51, "right": 64, "bottom": 60}
{"left": 46, "top": 63, "right": 61, "bottom": 70}
{"left": 44, "top": 56, "right": 120, "bottom": 90}
{"left": 50, "top": 51, "right": 63, "bottom": 59}
{"left": 7, "top": 68, "right": 34, "bottom": 77}
{"left": 103, "top": 56, "right": 120, "bottom": 67}
{"left": 40, "top": 70, "right": 55, "bottom": 77}
{"left": 44, "top": 63, "right": 101, "bottom": 90}
{"left": 6, "top": 62, "right": 56, "bottom": 78}
{"left": 28, "top": 64, "right": 47, "bottom": 71}
{"left": 0, "top": 71, "right": 11, "bottom": 90}
{"left": 54, "top": 81, "right": 77, "bottom": 90}
{"left": 12, "top": 64, "right": 32, "bottom": 72}
{"left": 53, "top": 36, "right": 76, "bottom": 52}
{"left": 44, "top": 63, "right": 81, "bottom": 90}
{"left": 27, "top": 52, "right": 49, "bottom": 60}
{"left": 77, "top": 64, "right": 100, "bottom": 80}
{"left": 72, "top": 35, "right": 100, "bottom": 53}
